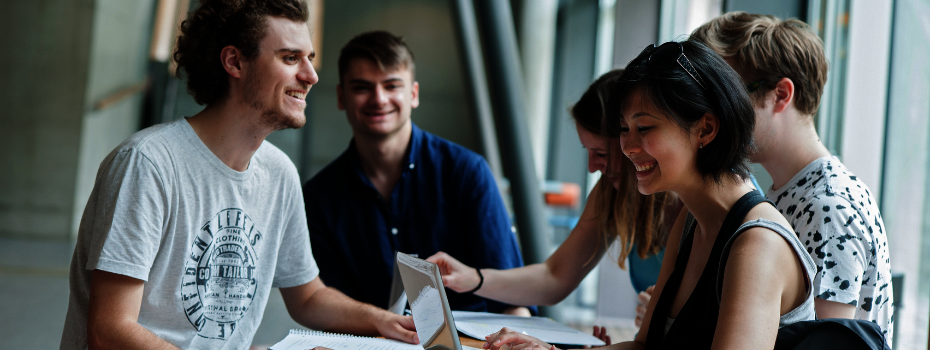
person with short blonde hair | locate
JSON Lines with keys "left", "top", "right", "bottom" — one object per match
{"left": 691, "top": 11, "right": 894, "bottom": 341}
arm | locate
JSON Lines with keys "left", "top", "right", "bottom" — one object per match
{"left": 280, "top": 277, "right": 419, "bottom": 344}
{"left": 502, "top": 306, "right": 533, "bottom": 317}
{"left": 86, "top": 270, "right": 180, "bottom": 350}
{"left": 814, "top": 298, "right": 856, "bottom": 318}
{"left": 482, "top": 207, "right": 689, "bottom": 350}
{"left": 483, "top": 328, "right": 645, "bottom": 350}
{"left": 791, "top": 196, "right": 871, "bottom": 319}
{"left": 429, "top": 181, "right": 609, "bottom": 306}
{"left": 710, "top": 221, "right": 808, "bottom": 349}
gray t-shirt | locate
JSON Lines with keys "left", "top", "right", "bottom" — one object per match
{"left": 61, "top": 118, "right": 319, "bottom": 349}
{"left": 767, "top": 156, "right": 893, "bottom": 341}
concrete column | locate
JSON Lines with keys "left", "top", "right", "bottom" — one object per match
{"left": 517, "top": 0, "right": 558, "bottom": 181}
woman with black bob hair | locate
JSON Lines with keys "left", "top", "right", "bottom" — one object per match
{"left": 483, "top": 40, "right": 816, "bottom": 350}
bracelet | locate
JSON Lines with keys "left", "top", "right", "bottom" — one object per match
{"left": 467, "top": 268, "right": 484, "bottom": 294}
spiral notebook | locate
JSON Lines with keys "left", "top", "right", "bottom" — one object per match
{"left": 269, "top": 329, "right": 423, "bottom": 350}
{"left": 271, "top": 253, "right": 483, "bottom": 350}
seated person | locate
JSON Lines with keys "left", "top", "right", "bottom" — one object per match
{"left": 429, "top": 70, "right": 767, "bottom": 341}
{"left": 302, "top": 31, "right": 531, "bottom": 316}
{"left": 692, "top": 12, "right": 894, "bottom": 341}
{"left": 60, "top": 2, "right": 417, "bottom": 349}
{"left": 428, "top": 70, "right": 680, "bottom": 342}
{"left": 484, "top": 40, "right": 816, "bottom": 350}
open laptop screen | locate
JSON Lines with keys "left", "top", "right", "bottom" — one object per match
{"left": 396, "top": 252, "right": 464, "bottom": 350}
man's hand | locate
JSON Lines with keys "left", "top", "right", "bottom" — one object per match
{"left": 282, "top": 278, "right": 419, "bottom": 344}
{"left": 634, "top": 285, "right": 654, "bottom": 328}
{"left": 426, "top": 251, "right": 481, "bottom": 293}
{"left": 373, "top": 311, "right": 420, "bottom": 344}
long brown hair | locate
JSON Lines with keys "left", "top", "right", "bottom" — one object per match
{"left": 572, "top": 69, "right": 676, "bottom": 269}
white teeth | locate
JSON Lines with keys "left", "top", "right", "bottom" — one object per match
{"left": 286, "top": 91, "right": 306, "bottom": 100}
{"left": 635, "top": 162, "right": 656, "bottom": 172}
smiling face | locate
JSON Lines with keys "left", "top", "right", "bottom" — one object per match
{"left": 618, "top": 88, "right": 701, "bottom": 195}
{"left": 337, "top": 58, "right": 419, "bottom": 139}
{"left": 241, "top": 16, "right": 318, "bottom": 130}
{"left": 576, "top": 122, "right": 627, "bottom": 190}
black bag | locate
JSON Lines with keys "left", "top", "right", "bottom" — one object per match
{"left": 774, "top": 318, "right": 890, "bottom": 350}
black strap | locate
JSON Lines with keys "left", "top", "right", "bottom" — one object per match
{"left": 646, "top": 191, "right": 770, "bottom": 348}
{"left": 467, "top": 268, "right": 484, "bottom": 293}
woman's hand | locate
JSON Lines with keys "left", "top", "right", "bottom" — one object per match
{"left": 634, "top": 285, "right": 654, "bottom": 328}
{"left": 585, "top": 325, "right": 611, "bottom": 347}
{"left": 483, "top": 327, "right": 559, "bottom": 350}
{"left": 426, "top": 251, "right": 481, "bottom": 293}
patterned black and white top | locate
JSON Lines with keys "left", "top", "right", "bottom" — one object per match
{"left": 767, "top": 156, "right": 893, "bottom": 341}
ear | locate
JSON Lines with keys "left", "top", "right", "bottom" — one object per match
{"left": 410, "top": 81, "right": 420, "bottom": 109}
{"left": 219, "top": 45, "right": 244, "bottom": 79}
{"left": 696, "top": 113, "right": 720, "bottom": 148}
{"left": 336, "top": 84, "right": 345, "bottom": 111}
{"left": 771, "top": 77, "right": 795, "bottom": 114}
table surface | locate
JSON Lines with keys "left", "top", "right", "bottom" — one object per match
{"left": 459, "top": 335, "right": 486, "bottom": 348}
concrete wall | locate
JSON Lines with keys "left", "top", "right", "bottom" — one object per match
{"left": 72, "top": 0, "right": 156, "bottom": 239}
{"left": 0, "top": 0, "right": 155, "bottom": 240}
{"left": 0, "top": 0, "right": 95, "bottom": 240}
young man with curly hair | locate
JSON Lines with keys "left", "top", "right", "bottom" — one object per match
{"left": 60, "top": 1, "right": 418, "bottom": 349}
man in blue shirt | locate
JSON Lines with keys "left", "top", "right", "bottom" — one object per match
{"left": 303, "top": 31, "right": 531, "bottom": 316}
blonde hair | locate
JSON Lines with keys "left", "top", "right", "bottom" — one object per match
{"left": 690, "top": 11, "right": 828, "bottom": 116}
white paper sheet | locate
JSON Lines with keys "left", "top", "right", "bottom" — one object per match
{"left": 452, "top": 311, "right": 606, "bottom": 346}
{"left": 410, "top": 285, "right": 444, "bottom": 346}
{"left": 270, "top": 330, "right": 423, "bottom": 350}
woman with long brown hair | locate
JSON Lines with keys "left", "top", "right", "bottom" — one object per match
{"left": 426, "top": 69, "right": 679, "bottom": 332}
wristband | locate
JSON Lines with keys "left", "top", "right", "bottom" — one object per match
{"left": 467, "top": 268, "right": 484, "bottom": 294}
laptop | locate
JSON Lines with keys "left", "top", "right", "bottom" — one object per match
{"left": 395, "top": 252, "right": 484, "bottom": 350}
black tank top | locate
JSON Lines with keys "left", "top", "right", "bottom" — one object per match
{"left": 645, "top": 191, "right": 772, "bottom": 349}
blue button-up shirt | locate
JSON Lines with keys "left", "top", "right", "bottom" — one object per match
{"left": 303, "top": 123, "right": 531, "bottom": 314}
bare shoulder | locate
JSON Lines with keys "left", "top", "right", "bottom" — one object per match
{"left": 728, "top": 203, "right": 799, "bottom": 267}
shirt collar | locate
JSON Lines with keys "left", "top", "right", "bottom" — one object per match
{"left": 344, "top": 122, "right": 423, "bottom": 184}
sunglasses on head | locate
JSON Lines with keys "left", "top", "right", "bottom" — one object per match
{"left": 746, "top": 79, "right": 767, "bottom": 93}
{"left": 626, "top": 42, "right": 708, "bottom": 91}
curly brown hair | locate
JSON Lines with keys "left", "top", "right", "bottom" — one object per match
{"left": 174, "top": 0, "right": 309, "bottom": 105}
